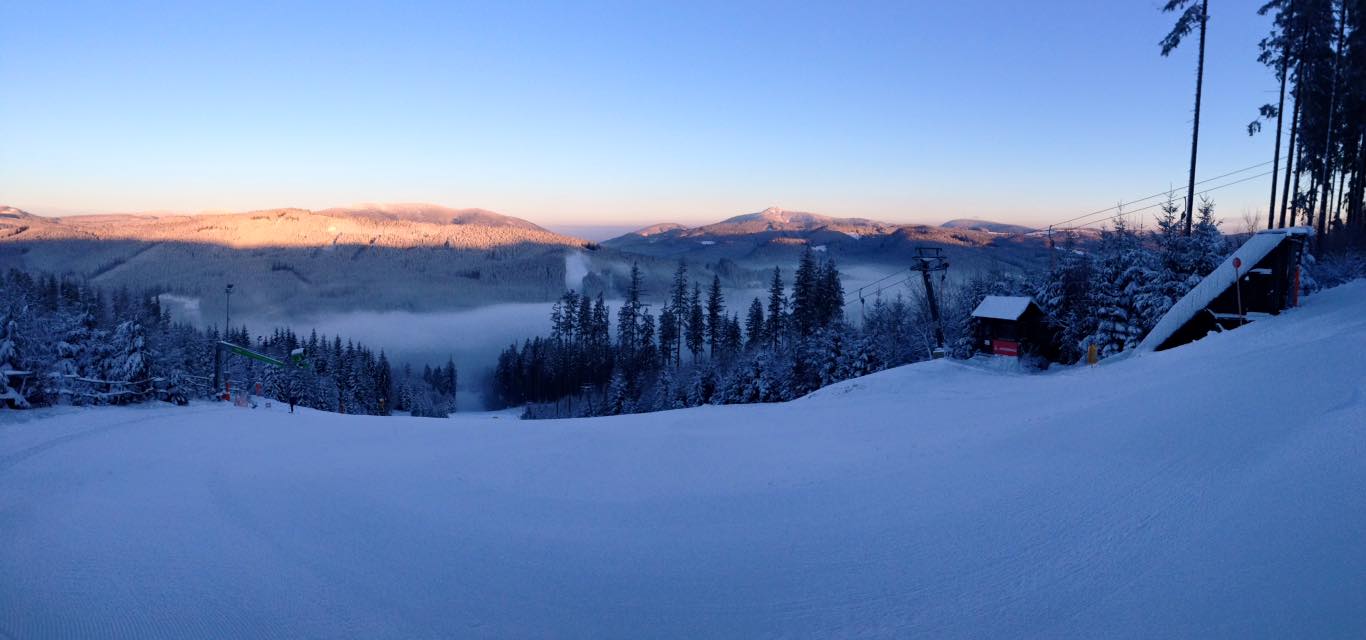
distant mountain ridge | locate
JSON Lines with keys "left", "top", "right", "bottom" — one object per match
{"left": 621, "top": 207, "right": 900, "bottom": 241}
{"left": 941, "top": 219, "right": 1038, "bottom": 234}
{"left": 603, "top": 206, "right": 1060, "bottom": 273}
{"left": 0, "top": 201, "right": 1082, "bottom": 319}
{"left": 0, "top": 204, "right": 590, "bottom": 316}
{"left": 315, "top": 203, "right": 547, "bottom": 231}
{"left": 1, "top": 203, "right": 581, "bottom": 250}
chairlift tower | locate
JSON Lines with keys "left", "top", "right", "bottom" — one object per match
{"left": 914, "top": 247, "right": 950, "bottom": 356}
{"left": 213, "top": 283, "right": 234, "bottom": 394}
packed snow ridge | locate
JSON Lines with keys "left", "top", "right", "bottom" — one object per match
{"left": 3, "top": 281, "right": 1365, "bottom": 638}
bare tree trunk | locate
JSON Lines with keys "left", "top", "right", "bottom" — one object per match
{"left": 1280, "top": 94, "right": 1301, "bottom": 228}
{"left": 1351, "top": 131, "right": 1366, "bottom": 230}
{"left": 1306, "top": 179, "right": 1318, "bottom": 233}
{"left": 1335, "top": 168, "right": 1347, "bottom": 228}
{"left": 1268, "top": 44, "right": 1289, "bottom": 229}
{"left": 1182, "top": 0, "right": 1210, "bottom": 236}
{"left": 1316, "top": 0, "right": 1346, "bottom": 251}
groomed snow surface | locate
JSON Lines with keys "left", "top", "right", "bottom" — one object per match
{"left": 4, "top": 282, "right": 1366, "bottom": 639}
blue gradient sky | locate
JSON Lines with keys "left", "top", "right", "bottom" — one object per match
{"left": 1, "top": 1, "right": 1283, "bottom": 227}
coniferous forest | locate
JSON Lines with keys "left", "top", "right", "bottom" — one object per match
{"left": 4, "top": 198, "right": 1363, "bottom": 416}
{"left": 0, "top": 270, "right": 457, "bottom": 416}
{"left": 6, "top": 0, "right": 1366, "bottom": 416}
{"left": 1171, "top": 0, "right": 1366, "bottom": 246}
{"left": 489, "top": 201, "right": 1363, "bottom": 420}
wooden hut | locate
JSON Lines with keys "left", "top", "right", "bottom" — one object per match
{"left": 971, "top": 296, "right": 1054, "bottom": 359}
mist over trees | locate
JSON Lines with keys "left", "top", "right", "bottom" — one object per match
{"left": 490, "top": 198, "right": 1366, "bottom": 419}
{"left": 0, "top": 269, "right": 458, "bottom": 416}
{"left": 5, "top": 195, "right": 1363, "bottom": 417}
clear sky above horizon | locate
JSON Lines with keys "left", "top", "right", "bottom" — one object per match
{"left": 1, "top": 1, "right": 1285, "bottom": 228}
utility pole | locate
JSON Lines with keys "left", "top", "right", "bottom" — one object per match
{"left": 913, "top": 248, "right": 949, "bottom": 357}
{"left": 213, "top": 283, "right": 234, "bottom": 395}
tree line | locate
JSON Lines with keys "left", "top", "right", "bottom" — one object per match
{"left": 0, "top": 270, "right": 457, "bottom": 416}
{"left": 490, "top": 248, "right": 872, "bottom": 417}
{"left": 6, "top": 202, "right": 1362, "bottom": 416}
{"left": 492, "top": 198, "right": 1366, "bottom": 419}
{"left": 1163, "top": 0, "right": 1366, "bottom": 248}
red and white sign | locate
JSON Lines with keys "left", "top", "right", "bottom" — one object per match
{"left": 993, "top": 339, "right": 1020, "bottom": 357}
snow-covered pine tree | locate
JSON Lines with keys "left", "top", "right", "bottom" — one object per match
{"left": 650, "top": 362, "right": 679, "bottom": 412}
{"left": 792, "top": 246, "right": 819, "bottom": 337}
{"left": 1190, "top": 196, "right": 1229, "bottom": 277}
{"left": 686, "top": 365, "right": 718, "bottom": 406}
{"left": 706, "top": 275, "right": 725, "bottom": 358}
{"left": 837, "top": 332, "right": 882, "bottom": 381}
{"left": 0, "top": 315, "right": 30, "bottom": 409}
{"left": 1141, "top": 192, "right": 1195, "bottom": 331}
{"left": 376, "top": 351, "right": 393, "bottom": 415}
{"left": 686, "top": 283, "right": 705, "bottom": 363}
{"left": 105, "top": 321, "right": 153, "bottom": 404}
{"left": 816, "top": 257, "right": 845, "bottom": 328}
{"left": 812, "top": 327, "right": 846, "bottom": 387}
{"left": 605, "top": 369, "right": 628, "bottom": 415}
{"left": 657, "top": 305, "right": 678, "bottom": 368}
{"left": 617, "top": 264, "right": 642, "bottom": 362}
{"left": 1085, "top": 216, "right": 1156, "bottom": 358}
{"left": 722, "top": 314, "right": 742, "bottom": 359}
{"left": 744, "top": 298, "right": 765, "bottom": 350}
{"left": 765, "top": 267, "right": 786, "bottom": 350}
{"left": 636, "top": 306, "right": 657, "bottom": 378}
{"left": 667, "top": 260, "right": 689, "bottom": 367}
{"left": 1036, "top": 233, "right": 1095, "bottom": 363}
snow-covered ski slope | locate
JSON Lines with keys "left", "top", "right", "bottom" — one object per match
{"left": 3, "top": 282, "right": 1365, "bottom": 639}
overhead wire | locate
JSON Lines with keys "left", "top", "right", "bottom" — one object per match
{"left": 1055, "top": 169, "right": 1277, "bottom": 232}
{"left": 1047, "top": 156, "right": 1286, "bottom": 229}
{"left": 854, "top": 157, "right": 1285, "bottom": 309}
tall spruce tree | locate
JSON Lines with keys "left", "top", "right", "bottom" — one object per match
{"left": 706, "top": 275, "right": 725, "bottom": 357}
{"left": 745, "top": 298, "right": 765, "bottom": 350}
{"left": 792, "top": 246, "right": 819, "bottom": 337}
{"left": 765, "top": 267, "right": 786, "bottom": 349}
{"left": 686, "top": 283, "right": 705, "bottom": 362}
{"left": 668, "top": 260, "right": 689, "bottom": 367}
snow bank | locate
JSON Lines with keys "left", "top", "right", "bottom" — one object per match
{"left": 2, "top": 281, "right": 1364, "bottom": 638}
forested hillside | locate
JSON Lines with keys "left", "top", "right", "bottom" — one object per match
{"left": 0, "top": 271, "right": 458, "bottom": 416}
{"left": 0, "top": 205, "right": 588, "bottom": 317}
{"left": 601, "top": 206, "right": 1068, "bottom": 274}
{"left": 493, "top": 198, "right": 1364, "bottom": 418}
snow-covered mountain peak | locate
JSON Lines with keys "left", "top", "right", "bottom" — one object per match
{"left": 316, "top": 202, "right": 546, "bottom": 231}
{"left": 0, "top": 206, "right": 35, "bottom": 220}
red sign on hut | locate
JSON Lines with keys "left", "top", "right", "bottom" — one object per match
{"left": 992, "top": 339, "right": 1020, "bottom": 357}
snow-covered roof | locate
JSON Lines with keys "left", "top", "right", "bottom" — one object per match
{"left": 1137, "top": 226, "right": 1312, "bottom": 352}
{"left": 971, "top": 296, "right": 1036, "bottom": 321}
